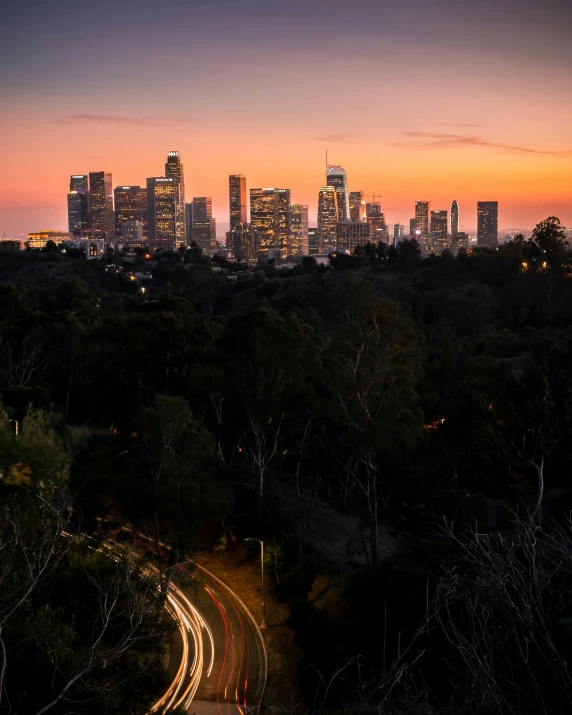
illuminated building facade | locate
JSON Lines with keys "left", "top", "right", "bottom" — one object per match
{"left": 336, "top": 220, "right": 372, "bottom": 252}
{"left": 430, "top": 209, "right": 449, "bottom": 252}
{"left": 229, "top": 174, "right": 248, "bottom": 229}
{"left": 366, "top": 203, "right": 389, "bottom": 244}
{"left": 415, "top": 201, "right": 431, "bottom": 236}
{"left": 326, "top": 165, "right": 350, "bottom": 221}
{"left": 67, "top": 189, "right": 90, "bottom": 236}
{"left": 114, "top": 186, "right": 147, "bottom": 240}
{"left": 289, "top": 204, "right": 308, "bottom": 257}
{"left": 393, "top": 224, "right": 404, "bottom": 242}
{"left": 250, "top": 188, "right": 291, "bottom": 255}
{"left": 27, "top": 230, "right": 72, "bottom": 249}
{"left": 165, "top": 151, "right": 186, "bottom": 246}
{"left": 227, "top": 223, "right": 259, "bottom": 262}
{"left": 146, "top": 177, "right": 176, "bottom": 248}
{"left": 121, "top": 220, "right": 144, "bottom": 247}
{"left": 89, "top": 172, "right": 114, "bottom": 242}
{"left": 191, "top": 197, "right": 216, "bottom": 250}
{"left": 450, "top": 200, "right": 459, "bottom": 237}
{"left": 70, "top": 175, "right": 88, "bottom": 191}
{"left": 318, "top": 185, "right": 338, "bottom": 252}
{"left": 349, "top": 191, "right": 365, "bottom": 221}
{"left": 477, "top": 201, "right": 499, "bottom": 247}
{"left": 452, "top": 232, "right": 469, "bottom": 252}
{"left": 308, "top": 227, "right": 320, "bottom": 255}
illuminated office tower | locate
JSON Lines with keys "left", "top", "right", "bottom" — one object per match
{"left": 89, "top": 172, "right": 114, "bottom": 242}
{"left": 114, "top": 186, "right": 147, "bottom": 240}
{"left": 227, "top": 223, "right": 259, "bottom": 262}
{"left": 67, "top": 189, "right": 90, "bottom": 236}
{"left": 430, "top": 210, "right": 448, "bottom": 252}
{"left": 336, "top": 220, "right": 372, "bottom": 252}
{"left": 146, "top": 177, "right": 176, "bottom": 248}
{"left": 229, "top": 174, "right": 248, "bottom": 229}
{"left": 308, "top": 227, "right": 320, "bottom": 255}
{"left": 250, "top": 188, "right": 291, "bottom": 255}
{"left": 450, "top": 200, "right": 459, "bottom": 237}
{"left": 289, "top": 204, "right": 309, "bottom": 257}
{"left": 393, "top": 224, "right": 404, "bottom": 242}
{"left": 366, "top": 203, "right": 389, "bottom": 244}
{"left": 317, "top": 185, "right": 338, "bottom": 252}
{"left": 326, "top": 165, "right": 350, "bottom": 221}
{"left": 185, "top": 203, "right": 193, "bottom": 244}
{"left": 70, "top": 175, "right": 88, "bottom": 191}
{"left": 409, "top": 218, "right": 417, "bottom": 237}
{"left": 414, "top": 201, "right": 431, "bottom": 236}
{"left": 477, "top": 201, "right": 498, "bottom": 247}
{"left": 165, "top": 151, "right": 186, "bottom": 246}
{"left": 191, "top": 197, "right": 216, "bottom": 250}
{"left": 349, "top": 191, "right": 365, "bottom": 221}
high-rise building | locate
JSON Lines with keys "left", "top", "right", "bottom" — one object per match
{"left": 366, "top": 203, "right": 389, "bottom": 244}
{"left": 89, "top": 172, "right": 114, "bottom": 242}
{"left": 114, "top": 186, "right": 148, "bottom": 240}
{"left": 250, "top": 188, "right": 291, "bottom": 256}
{"left": 191, "top": 197, "right": 216, "bottom": 250}
{"left": 450, "top": 200, "right": 459, "bottom": 237}
{"left": 146, "top": 177, "right": 176, "bottom": 249}
{"left": 452, "top": 232, "right": 469, "bottom": 252}
{"left": 121, "top": 220, "right": 144, "bottom": 247}
{"left": 349, "top": 191, "right": 365, "bottom": 221}
{"left": 229, "top": 174, "right": 248, "bottom": 230}
{"left": 477, "top": 201, "right": 499, "bottom": 247}
{"left": 430, "top": 210, "right": 449, "bottom": 252}
{"left": 70, "top": 175, "right": 88, "bottom": 192}
{"left": 409, "top": 218, "right": 417, "bottom": 237}
{"left": 326, "top": 165, "right": 350, "bottom": 221}
{"left": 317, "top": 185, "right": 338, "bottom": 252}
{"left": 67, "top": 190, "right": 90, "bottom": 237}
{"left": 414, "top": 201, "right": 431, "bottom": 236}
{"left": 336, "top": 220, "right": 372, "bottom": 252}
{"left": 185, "top": 203, "right": 193, "bottom": 244}
{"left": 308, "top": 227, "right": 320, "bottom": 255}
{"left": 393, "top": 224, "right": 405, "bottom": 242}
{"left": 289, "top": 204, "right": 309, "bottom": 257}
{"left": 165, "top": 151, "right": 186, "bottom": 246}
{"left": 227, "top": 223, "right": 259, "bottom": 262}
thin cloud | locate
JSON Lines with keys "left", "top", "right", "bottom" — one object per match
{"left": 54, "top": 114, "right": 186, "bottom": 127}
{"left": 397, "top": 131, "right": 560, "bottom": 156}
{"left": 428, "top": 122, "right": 497, "bottom": 128}
{"left": 314, "top": 133, "right": 360, "bottom": 144}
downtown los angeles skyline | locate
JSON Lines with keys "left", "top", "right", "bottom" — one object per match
{"left": 1, "top": 0, "right": 571, "bottom": 237}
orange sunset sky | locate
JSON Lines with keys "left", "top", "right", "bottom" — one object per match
{"left": 1, "top": 0, "right": 571, "bottom": 236}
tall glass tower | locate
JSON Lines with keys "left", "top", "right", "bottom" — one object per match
{"left": 477, "top": 202, "right": 498, "bottom": 247}
{"left": 165, "top": 151, "right": 186, "bottom": 246}
{"left": 326, "top": 165, "right": 350, "bottom": 221}
{"left": 450, "top": 200, "right": 459, "bottom": 236}
{"left": 89, "top": 172, "right": 114, "bottom": 242}
{"left": 250, "top": 188, "right": 291, "bottom": 256}
{"left": 146, "top": 177, "right": 176, "bottom": 249}
{"left": 229, "top": 174, "right": 248, "bottom": 229}
{"left": 318, "top": 185, "right": 338, "bottom": 252}
{"left": 414, "top": 201, "right": 431, "bottom": 236}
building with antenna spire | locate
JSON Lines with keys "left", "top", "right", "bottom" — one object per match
{"left": 326, "top": 165, "right": 350, "bottom": 221}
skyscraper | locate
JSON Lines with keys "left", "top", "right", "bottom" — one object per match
{"left": 250, "top": 188, "right": 291, "bottom": 256}
{"left": 308, "top": 227, "right": 320, "bottom": 255}
{"left": 121, "top": 221, "right": 144, "bottom": 247}
{"left": 146, "top": 177, "right": 176, "bottom": 248}
{"left": 409, "top": 218, "right": 417, "bottom": 238}
{"left": 366, "top": 203, "right": 389, "bottom": 244}
{"left": 229, "top": 174, "right": 247, "bottom": 229}
{"left": 317, "top": 185, "right": 338, "bottom": 252}
{"left": 70, "top": 175, "right": 88, "bottom": 191}
{"left": 114, "top": 186, "right": 148, "bottom": 240}
{"left": 336, "top": 221, "right": 372, "bottom": 252}
{"left": 289, "top": 204, "right": 309, "bottom": 257}
{"left": 185, "top": 203, "right": 193, "bottom": 244}
{"left": 67, "top": 175, "right": 90, "bottom": 237}
{"left": 450, "top": 200, "right": 459, "bottom": 237}
{"left": 165, "top": 151, "right": 186, "bottom": 246}
{"left": 326, "top": 165, "right": 350, "bottom": 221}
{"left": 191, "top": 197, "right": 216, "bottom": 250}
{"left": 430, "top": 210, "right": 448, "bottom": 252}
{"left": 89, "top": 172, "right": 114, "bottom": 242}
{"left": 349, "top": 191, "right": 365, "bottom": 221}
{"left": 477, "top": 201, "right": 499, "bottom": 247}
{"left": 227, "top": 223, "right": 259, "bottom": 262}
{"left": 415, "top": 201, "right": 431, "bottom": 236}
{"left": 393, "top": 224, "right": 405, "bottom": 242}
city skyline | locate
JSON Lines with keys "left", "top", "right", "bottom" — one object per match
{"left": 1, "top": 0, "right": 570, "bottom": 237}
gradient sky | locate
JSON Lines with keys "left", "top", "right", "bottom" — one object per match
{"left": 1, "top": 0, "right": 571, "bottom": 236}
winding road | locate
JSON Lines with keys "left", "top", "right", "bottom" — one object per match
{"left": 151, "top": 564, "right": 267, "bottom": 715}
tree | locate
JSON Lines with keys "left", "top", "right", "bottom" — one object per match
{"left": 397, "top": 238, "right": 421, "bottom": 270}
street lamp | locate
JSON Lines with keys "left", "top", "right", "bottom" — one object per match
{"left": 245, "top": 537, "right": 266, "bottom": 628}
{"left": 9, "top": 419, "right": 19, "bottom": 437}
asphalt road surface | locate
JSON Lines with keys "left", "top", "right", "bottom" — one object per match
{"left": 153, "top": 565, "right": 265, "bottom": 715}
